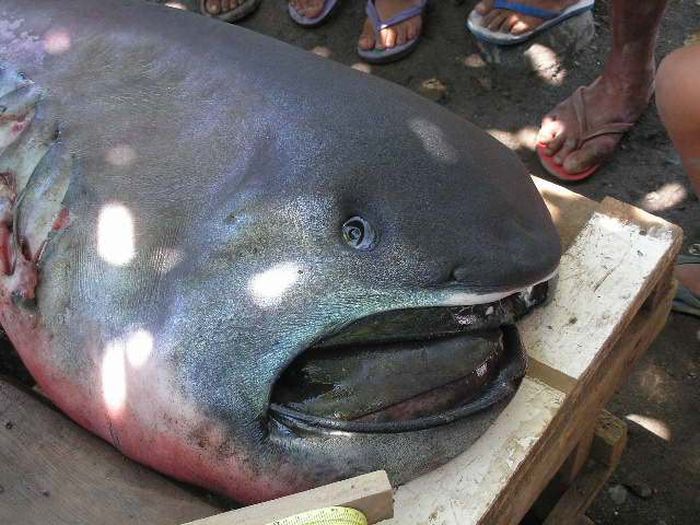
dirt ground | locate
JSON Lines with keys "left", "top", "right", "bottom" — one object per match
{"left": 241, "top": 2, "right": 700, "bottom": 523}
{"left": 1, "top": 0, "right": 698, "bottom": 523}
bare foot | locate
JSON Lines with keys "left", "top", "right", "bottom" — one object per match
{"left": 537, "top": 71, "right": 654, "bottom": 174}
{"left": 474, "top": 0, "right": 578, "bottom": 35}
{"left": 289, "top": 0, "right": 326, "bottom": 19}
{"left": 358, "top": 0, "right": 423, "bottom": 52}
{"left": 203, "top": 0, "right": 246, "bottom": 16}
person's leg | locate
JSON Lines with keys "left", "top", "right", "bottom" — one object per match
{"left": 657, "top": 44, "right": 700, "bottom": 196}
{"left": 473, "top": 0, "right": 580, "bottom": 36}
{"left": 358, "top": 0, "right": 423, "bottom": 53}
{"left": 538, "top": 0, "right": 668, "bottom": 176}
{"left": 656, "top": 43, "right": 700, "bottom": 299}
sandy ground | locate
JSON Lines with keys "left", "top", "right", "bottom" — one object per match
{"left": 1, "top": 0, "right": 698, "bottom": 523}
{"left": 236, "top": 1, "right": 699, "bottom": 523}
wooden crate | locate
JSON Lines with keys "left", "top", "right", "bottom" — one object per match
{"left": 0, "top": 177, "right": 682, "bottom": 525}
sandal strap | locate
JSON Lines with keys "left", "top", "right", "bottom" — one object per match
{"left": 366, "top": 0, "right": 427, "bottom": 31}
{"left": 571, "top": 86, "right": 634, "bottom": 146}
{"left": 493, "top": 0, "right": 561, "bottom": 20}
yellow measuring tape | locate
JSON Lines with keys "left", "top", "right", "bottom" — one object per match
{"left": 266, "top": 506, "right": 368, "bottom": 525}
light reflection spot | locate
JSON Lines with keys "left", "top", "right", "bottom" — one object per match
{"left": 311, "top": 46, "right": 332, "bottom": 58}
{"left": 408, "top": 118, "right": 458, "bottom": 164}
{"left": 101, "top": 341, "right": 126, "bottom": 415}
{"left": 125, "top": 329, "right": 154, "bottom": 368}
{"left": 351, "top": 62, "right": 372, "bottom": 74}
{"left": 97, "top": 203, "right": 136, "bottom": 266}
{"left": 43, "top": 29, "right": 71, "bottom": 55}
{"left": 249, "top": 263, "right": 299, "bottom": 304}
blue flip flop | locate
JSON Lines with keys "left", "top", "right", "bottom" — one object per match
{"left": 288, "top": 0, "right": 341, "bottom": 27}
{"left": 673, "top": 245, "right": 700, "bottom": 318}
{"left": 467, "top": 0, "right": 594, "bottom": 46}
{"left": 357, "top": 0, "right": 428, "bottom": 64}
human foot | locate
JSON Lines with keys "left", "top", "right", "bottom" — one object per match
{"left": 358, "top": 0, "right": 424, "bottom": 53}
{"left": 474, "top": 0, "right": 580, "bottom": 35}
{"left": 202, "top": 0, "right": 247, "bottom": 16}
{"left": 537, "top": 71, "right": 654, "bottom": 177}
{"left": 676, "top": 263, "right": 700, "bottom": 297}
{"left": 289, "top": 0, "right": 327, "bottom": 20}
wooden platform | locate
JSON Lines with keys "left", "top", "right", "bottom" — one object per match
{"left": 0, "top": 177, "right": 682, "bottom": 525}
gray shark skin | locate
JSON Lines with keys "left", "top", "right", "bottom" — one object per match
{"left": 0, "top": 0, "right": 560, "bottom": 503}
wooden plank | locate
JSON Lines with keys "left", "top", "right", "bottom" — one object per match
{"left": 544, "top": 414, "right": 626, "bottom": 525}
{"left": 382, "top": 377, "right": 565, "bottom": 524}
{"left": 478, "top": 273, "right": 675, "bottom": 525}
{"left": 522, "top": 197, "right": 682, "bottom": 382}
{"left": 590, "top": 411, "right": 628, "bottom": 467}
{"left": 183, "top": 471, "right": 393, "bottom": 525}
{"left": 533, "top": 411, "right": 627, "bottom": 521}
{"left": 0, "top": 379, "right": 218, "bottom": 525}
{"left": 543, "top": 463, "right": 610, "bottom": 525}
{"left": 532, "top": 176, "right": 598, "bottom": 251}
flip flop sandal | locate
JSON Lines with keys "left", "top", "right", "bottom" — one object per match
{"left": 536, "top": 86, "right": 634, "bottom": 182}
{"left": 152, "top": 0, "right": 262, "bottom": 23}
{"left": 466, "top": 0, "right": 595, "bottom": 46}
{"left": 289, "top": 0, "right": 341, "bottom": 27}
{"left": 357, "top": 0, "right": 428, "bottom": 65}
{"left": 673, "top": 243, "right": 700, "bottom": 318}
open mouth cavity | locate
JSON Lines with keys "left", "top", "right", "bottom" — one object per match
{"left": 269, "top": 281, "right": 549, "bottom": 434}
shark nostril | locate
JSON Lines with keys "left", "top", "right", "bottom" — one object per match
{"left": 451, "top": 265, "right": 471, "bottom": 283}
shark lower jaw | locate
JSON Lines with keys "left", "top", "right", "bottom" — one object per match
{"left": 267, "top": 281, "right": 550, "bottom": 434}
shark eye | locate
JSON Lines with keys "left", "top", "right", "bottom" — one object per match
{"left": 342, "top": 216, "right": 375, "bottom": 251}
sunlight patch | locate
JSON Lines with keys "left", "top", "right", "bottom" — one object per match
{"left": 626, "top": 414, "right": 672, "bottom": 441}
{"left": 97, "top": 203, "right": 136, "bottom": 266}
{"left": 639, "top": 182, "right": 687, "bottom": 212}
{"left": 249, "top": 263, "right": 300, "bottom": 305}
{"left": 409, "top": 118, "right": 458, "bottom": 164}
{"left": 43, "top": 29, "right": 71, "bottom": 55}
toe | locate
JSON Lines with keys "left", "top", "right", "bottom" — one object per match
{"left": 205, "top": 0, "right": 221, "bottom": 15}
{"left": 481, "top": 10, "right": 500, "bottom": 28}
{"left": 510, "top": 20, "right": 530, "bottom": 35}
{"left": 487, "top": 12, "right": 508, "bottom": 31}
{"left": 497, "top": 13, "right": 517, "bottom": 32}
{"left": 406, "top": 19, "right": 420, "bottom": 41}
{"left": 380, "top": 27, "right": 397, "bottom": 49}
{"left": 503, "top": 14, "right": 521, "bottom": 33}
{"left": 562, "top": 137, "right": 616, "bottom": 174}
{"left": 475, "top": 0, "right": 495, "bottom": 15}
{"left": 554, "top": 137, "right": 578, "bottom": 165}
{"left": 538, "top": 115, "right": 567, "bottom": 154}
{"left": 359, "top": 19, "right": 376, "bottom": 51}
{"left": 306, "top": 0, "right": 324, "bottom": 18}
{"left": 395, "top": 25, "right": 407, "bottom": 47}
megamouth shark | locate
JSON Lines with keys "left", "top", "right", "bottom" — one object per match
{"left": 0, "top": 0, "right": 560, "bottom": 503}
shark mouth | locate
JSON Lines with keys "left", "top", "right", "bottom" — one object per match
{"left": 269, "top": 281, "right": 550, "bottom": 434}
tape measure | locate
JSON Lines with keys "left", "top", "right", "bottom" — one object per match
{"left": 266, "top": 506, "right": 368, "bottom": 525}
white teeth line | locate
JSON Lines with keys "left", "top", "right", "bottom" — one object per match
{"left": 440, "top": 268, "right": 559, "bottom": 307}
